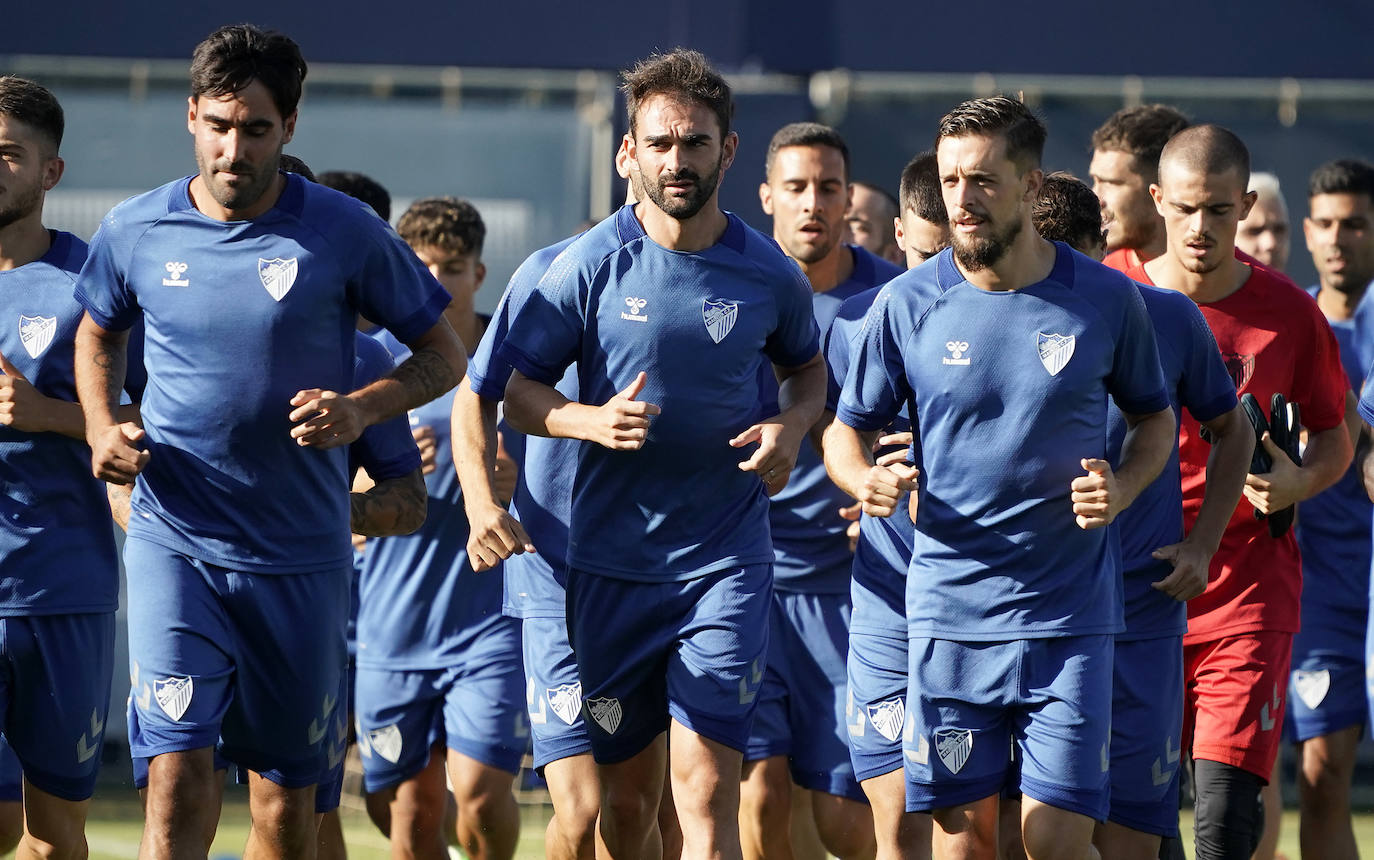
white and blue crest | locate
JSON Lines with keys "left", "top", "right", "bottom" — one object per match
{"left": 585, "top": 696, "right": 623, "bottom": 735}
{"left": 153, "top": 676, "right": 194, "bottom": 722}
{"left": 1036, "top": 331, "right": 1076, "bottom": 376}
{"left": 18, "top": 315, "right": 56, "bottom": 359}
{"left": 934, "top": 727, "right": 974, "bottom": 774}
{"left": 258, "top": 257, "right": 299, "bottom": 302}
{"left": 702, "top": 299, "right": 739, "bottom": 344}
{"left": 365, "top": 724, "right": 403, "bottom": 763}
{"left": 866, "top": 697, "right": 905, "bottom": 743}
{"left": 548, "top": 683, "right": 583, "bottom": 726}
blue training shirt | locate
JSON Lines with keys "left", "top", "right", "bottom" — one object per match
{"left": 74, "top": 174, "right": 449, "bottom": 574}
{"left": 498, "top": 204, "right": 821, "bottom": 581}
{"left": 1105, "top": 284, "right": 1237, "bottom": 640}
{"left": 468, "top": 235, "right": 583, "bottom": 618}
{"left": 0, "top": 231, "right": 118, "bottom": 615}
{"left": 768, "top": 245, "right": 902, "bottom": 594}
{"left": 837, "top": 243, "right": 1170, "bottom": 640}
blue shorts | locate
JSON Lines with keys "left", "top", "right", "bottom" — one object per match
{"left": 314, "top": 662, "right": 352, "bottom": 813}
{"left": 1108, "top": 636, "right": 1183, "bottom": 837}
{"left": 846, "top": 631, "right": 908, "bottom": 783}
{"left": 0, "top": 737, "right": 19, "bottom": 802}
{"left": 125, "top": 538, "right": 348, "bottom": 788}
{"left": 1286, "top": 653, "right": 1367, "bottom": 743}
{"left": 523, "top": 616, "right": 591, "bottom": 771}
{"left": 567, "top": 565, "right": 771, "bottom": 764}
{"left": 745, "top": 592, "right": 863, "bottom": 800}
{"left": 355, "top": 617, "right": 526, "bottom": 793}
{"left": 903, "top": 636, "right": 1112, "bottom": 821}
{"left": 0, "top": 612, "right": 114, "bottom": 801}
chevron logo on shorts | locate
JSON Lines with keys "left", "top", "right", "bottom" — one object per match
{"left": 585, "top": 697, "right": 623, "bottom": 735}
{"left": 866, "top": 698, "right": 906, "bottom": 743}
{"left": 153, "top": 676, "right": 193, "bottom": 722}
{"left": 934, "top": 728, "right": 974, "bottom": 774}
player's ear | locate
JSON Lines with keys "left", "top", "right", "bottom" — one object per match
{"left": 758, "top": 181, "right": 773, "bottom": 216}
{"left": 721, "top": 131, "right": 739, "bottom": 171}
{"left": 893, "top": 215, "right": 906, "bottom": 249}
{"left": 474, "top": 261, "right": 487, "bottom": 291}
{"left": 1149, "top": 183, "right": 1165, "bottom": 216}
{"left": 41, "top": 155, "right": 64, "bottom": 192}
{"left": 186, "top": 96, "right": 198, "bottom": 136}
{"left": 1239, "top": 189, "right": 1258, "bottom": 222}
{"left": 1023, "top": 167, "right": 1044, "bottom": 202}
{"left": 281, "top": 111, "right": 298, "bottom": 146}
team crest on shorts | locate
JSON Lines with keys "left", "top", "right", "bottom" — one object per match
{"left": 1036, "top": 332, "right": 1075, "bottom": 376}
{"left": 365, "top": 724, "right": 403, "bottom": 764}
{"left": 18, "top": 315, "right": 56, "bottom": 359}
{"left": 585, "top": 697, "right": 623, "bottom": 735}
{"left": 258, "top": 257, "right": 299, "bottom": 301}
{"left": 548, "top": 683, "right": 583, "bottom": 726}
{"left": 1294, "top": 669, "right": 1331, "bottom": 710}
{"left": 867, "top": 698, "right": 906, "bottom": 743}
{"left": 153, "top": 676, "right": 193, "bottom": 722}
{"left": 702, "top": 299, "right": 739, "bottom": 344}
{"left": 934, "top": 728, "right": 974, "bottom": 774}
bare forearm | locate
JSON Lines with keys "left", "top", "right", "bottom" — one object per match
{"left": 1114, "top": 408, "right": 1177, "bottom": 512}
{"left": 73, "top": 315, "right": 127, "bottom": 434}
{"left": 106, "top": 482, "right": 132, "bottom": 532}
{"left": 774, "top": 355, "right": 827, "bottom": 438}
{"left": 1298, "top": 423, "right": 1355, "bottom": 502}
{"left": 452, "top": 382, "right": 502, "bottom": 508}
{"left": 352, "top": 346, "right": 464, "bottom": 427}
{"left": 350, "top": 470, "right": 427, "bottom": 536}
{"left": 504, "top": 372, "right": 600, "bottom": 441}
{"left": 822, "top": 421, "right": 879, "bottom": 499}
{"left": 1189, "top": 407, "right": 1252, "bottom": 552}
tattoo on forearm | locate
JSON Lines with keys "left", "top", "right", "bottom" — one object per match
{"left": 107, "top": 482, "right": 133, "bottom": 531}
{"left": 350, "top": 471, "right": 427, "bottom": 536}
{"left": 391, "top": 348, "right": 457, "bottom": 408}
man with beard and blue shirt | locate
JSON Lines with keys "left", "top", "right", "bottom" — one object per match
{"left": 70, "top": 25, "right": 465, "bottom": 858}
{"left": 0, "top": 76, "right": 124, "bottom": 860}
{"left": 1032, "top": 172, "right": 1253, "bottom": 860}
{"left": 498, "top": 49, "right": 827, "bottom": 860}
{"left": 827, "top": 150, "right": 948, "bottom": 860}
{"left": 826, "top": 97, "right": 1176, "bottom": 860}
{"left": 739, "top": 121, "right": 900, "bottom": 860}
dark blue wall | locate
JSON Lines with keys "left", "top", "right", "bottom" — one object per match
{"left": 9, "top": 1, "right": 1373, "bottom": 79}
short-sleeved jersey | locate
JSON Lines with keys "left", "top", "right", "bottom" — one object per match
{"left": 468, "top": 236, "right": 583, "bottom": 618}
{"left": 499, "top": 204, "right": 821, "bottom": 581}
{"left": 1106, "top": 284, "right": 1236, "bottom": 640}
{"left": 348, "top": 334, "right": 422, "bottom": 484}
{"left": 1300, "top": 296, "right": 1369, "bottom": 653}
{"left": 0, "top": 231, "right": 118, "bottom": 616}
{"left": 74, "top": 174, "right": 449, "bottom": 574}
{"left": 824, "top": 283, "right": 914, "bottom": 637}
{"left": 839, "top": 243, "right": 1169, "bottom": 640}
{"left": 1126, "top": 258, "right": 1348, "bottom": 643}
{"left": 1102, "top": 247, "right": 1144, "bottom": 274}
{"left": 769, "top": 245, "right": 902, "bottom": 594}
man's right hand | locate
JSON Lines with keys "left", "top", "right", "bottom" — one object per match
{"left": 857, "top": 461, "right": 919, "bottom": 518}
{"left": 590, "top": 371, "right": 660, "bottom": 451}
{"left": 90, "top": 422, "right": 150, "bottom": 484}
{"left": 466, "top": 501, "right": 536, "bottom": 572}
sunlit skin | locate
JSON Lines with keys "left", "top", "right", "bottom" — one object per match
{"left": 1306, "top": 191, "right": 1374, "bottom": 321}
{"left": 186, "top": 79, "right": 296, "bottom": 221}
{"left": 1145, "top": 162, "right": 1256, "bottom": 302}
{"left": 893, "top": 210, "right": 949, "bottom": 268}
{"left": 759, "top": 145, "right": 853, "bottom": 289}
{"left": 844, "top": 184, "right": 900, "bottom": 263}
{"left": 414, "top": 244, "right": 487, "bottom": 351}
{"left": 0, "top": 115, "right": 63, "bottom": 269}
{"left": 1090, "top": 148, "right": 1165, "bottom": 260}
{"left": 1237, "top": 192, "right": 1290, "bottom": 271}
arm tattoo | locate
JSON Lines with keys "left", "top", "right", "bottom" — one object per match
{"left": 107, "top": 482, "right": 133, "bottom": 532}
{"left": 350, "top": 470, "right": 427, "bottom": 536}
{"left": 390, "top": 348, "right": 458, "bottom": 409}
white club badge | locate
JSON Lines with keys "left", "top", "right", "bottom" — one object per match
{"left": 259, "top": 257, "right": 299, "bottom": 302}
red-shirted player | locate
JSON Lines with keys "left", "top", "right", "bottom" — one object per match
{"left": 1089, "top": 104, "right": 1191, "bottom": 274}
{"left": 1126, "top": 125, "right": 1352, "bottom": 860}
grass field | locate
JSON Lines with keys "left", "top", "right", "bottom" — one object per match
{"left": 69, "top": 794, "right": 1374, "bottom": 860}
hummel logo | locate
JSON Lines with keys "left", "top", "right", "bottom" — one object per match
{"left": 943, "top": 340, "right": 970, "bottom": 366}
{"left": 162, "top": 261, "right": 189, "bottom": 287}
{"left": 621, "top": 296, "right": 648, "bottom": 322}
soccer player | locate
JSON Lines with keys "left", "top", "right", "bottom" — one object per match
{"left": 1283, "top": 158, "right": 1374, "bottom": 860}
{"left": 71, "top": 25, "right": 465, "bottom": 858}
{"left": 1125, "top": 125, "right": 1352, "bottom": 860}
{"left": 1235, "top": 173, "right": 1290, "bottom": 273}
{"left": 1034, "top": 171, "right": 1254, "bottom": 860}
{"left": 741, "top": 120, "right": 901, "bottom": 860}
{"left": 846, "top": 182, "right": 905, "bottom": 266}
{"left": 1089, "top": 104, "right": 1191, "bottom": 272}
{"left": 830, "top": 149, "right": 947, "bottom": 860}
{"left": 498, "top": 49, "right": 827, "bottom": 860}
{"left": 354, "top": 197, "right": 525, "bottom": 860}
{"left": 826, "top": 96, "right": 1176, "bottom": 860}
{"left": 0, "top": 75, "right": 121, "bottom": 860}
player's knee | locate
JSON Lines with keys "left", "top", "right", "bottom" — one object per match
{"left": 738, "top": 776, "right": 789, "bottom": 829}
{"left": 17, "top": 831, "right": 88, "bottom": 860}
{"left": 1192, "top": 759, "right": 1264, "bottom": 858}
{"left": 600, "top": 781, "right": 659, "bottom": 833}
{"left": 1298, "top": 749, "right": 1352, "bottom": 811}
{"left": 812, "top": 798, "right": 876, "bottom": 859}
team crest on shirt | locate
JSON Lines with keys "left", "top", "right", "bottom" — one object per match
{"left": 365, "top": 724, "right": 403, "bottom": 764}
{"left": 153, "top": 676, "right": 193, "bottom": 722}
{"left": 548, "top": 683, "right": 583, "bottom": 726}
{"left": 18, "top": 315, "right": 56, "bottom": 359}
{"left": 867, "top": 698, "right": 906, "bottom": 743}
{"left": 1294, "top": 669, "right": 1331, "bottom": 710}
{"left": 1036, "top": 332, "right": 1075, "bottom": 376}
{"left": 258, "top": 257, "right": 299, "bottom": 301}
{"left": 934, "top": 728, "right": 974, "bottom": 774}
{"left": 702, "top": 299, "right": 739, "bottom": 343}
{"left": 585, "top": 697, "right": 623, "bottom": 735}
{"left": 1222, "top": 352, "right": 1255, "bottom": 391}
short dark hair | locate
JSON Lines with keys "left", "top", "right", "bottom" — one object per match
{"left": 764, "top": 122, "right": 849, "bottom": 182}
{"left": 1090, "top": 104, "right": 1190, "bottom": 182}
{"left": 899, "top": 151, "right": 945, "bottom": 225}
{"left": 0, "top": 76, "right": 64, "bottom": 153}
{"left": 190, "top": 24, "right": 308, "bottom": 121}
{"left": 936, "top": 96, "right": 1046, "bottom": 172}
{"left": 621, "top": 49, "right": 733, "bottom": 138}
{"left": 1308, "top": 159, "right": 1374, "bottom": 202}
{"left": 1158, "top": 124, "right": 1251, "bottom": 187}
{"left": 318, "top": 170, "right": 392, "bottom": 221}
{"left": 1034, "top": 172, "right": 1103, "bottom": 254}
{"left": 397, "top": 197, "right": 485, "bottom": 257}
{"left": 278, "top": 153, "right": 315, "bottom": 182}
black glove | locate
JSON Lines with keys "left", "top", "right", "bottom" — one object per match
{"left": 1262, "top": 393, "right": 1301, "bottom": 537}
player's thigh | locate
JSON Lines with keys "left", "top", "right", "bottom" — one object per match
{"left": 355, "top": 665, "right": 445, "bottom": 794}
{"left": 441, "top": 616, "right": 526, "bottom": 777}
{"left": 521, "top": 615, "right": 592, "bottom": 771}
{"left": 847, "top": 630, "right": 908, "bottom": 785}
{"left": 5, "top": 612, "right": 115, "bottom": 801}
{"left": 1188, "top": 632, "right": 1292, "bottom": 778}
{"left": 1106, "top": 636, "right": 1184, "bottom": 838}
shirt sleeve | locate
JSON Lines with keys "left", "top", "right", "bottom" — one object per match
{"left": 348, "top": 225, "right": 451, "bottom": 345}
{"left": 1107, "top": 283, "right": 1170, "bottom": 416}
{"left": 836, "top": 287, "right": 910, "bottom": 432}
{"left": 73, "top": 212, "right": 141, "bottom": 331}
{"left": 824, "top": 312, "right": 858, "bottom": 414}
{"left": 496, "top": 248, "right": 588, "bottom": 387}
{"left": 763, "top": 263, "right": 821, "bottom": 368}
{"left": 349, "top": 337, "right": 421, "bottom": 481}
{"left": 1176, "top": 296, "right": 1239, "bottom": 424}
